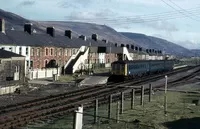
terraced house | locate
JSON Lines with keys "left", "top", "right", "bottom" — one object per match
{"left": 0, "top": 18, "right": 164, "bottom": 79}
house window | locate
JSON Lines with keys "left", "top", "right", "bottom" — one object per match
{"left": 9, "top": 47, "right": 12, "bottom": 52}
{"left": 19, "top": 47, "right": 22, "bottom": 55}
{"left": 73, "top": 49, "right": 76, "bottom": 55}
{"left": 69, "top": 49, "right": 71, "bottom": 56}
{"left": 65, "top": 49, "right": 68, "bottom": 56}
{"left": 25, "top": 47, "right": 28, "bottom": 55}
{"left": 37, "top": 48, "right": 40, "bottom": 56}
{"left": 30, "top": 61, "right": 33, "bottom": 68}
{"left": 31, "top": 48, "right": 34, "bottom": 56}
{"left": 50, "top": 48, "right": 53, "bottom": 56}
{"left": 15, "top": 66, "right": 19, "bottom": 72}
{"left": 45, "top": 48, "right": 48, "bottom": 56}
{"left": 26, "top": 61, "right": 29, "bottom": 67}
{"left": 55, "top": 48, "right": 57, "bottom": 56}
{"left": 59, "top": 49, "right": 62, "bottom": 56}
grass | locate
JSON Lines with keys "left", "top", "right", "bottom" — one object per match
{"left": 93, "top": 68, "right": 111, "bottom": 74}
{"left": 23, "top": 85, "right": 200, "bottom": 129}
{"left": 57, "top": 67, "right": 111, "bottom": 83}
{"left": 57, "top": 75, "right": 75, "bottom": 82}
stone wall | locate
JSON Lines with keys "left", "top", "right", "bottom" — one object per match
{"left": 0, "top": 57, "right": 25, "bottom": 82}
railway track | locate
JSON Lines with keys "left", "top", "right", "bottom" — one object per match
{"left": 0, "top": 66, "right": 199, "bottom": 129}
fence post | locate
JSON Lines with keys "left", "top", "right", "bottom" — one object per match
{"left": 94, "top": 99, "right": 98, "bottom": 123}
{"left": 73, "top": 106, "right": 83, "bottom": 129}
{"left": 149, "top": 84, "right": 152, "bottom": 102}
{"left": 120, "top": 92, "right": 124, "bottom": 114}
{"left": 108, "top": 94, "right": 112, "bottom": 119}
{"left": 131, "top": 89, "right": 135, "bottom": 109}
{"left": 116, "top": 101, "right": 120, "bottom": 123}
{"left": 140, "top": 86, "right": 144, "bottom": 106}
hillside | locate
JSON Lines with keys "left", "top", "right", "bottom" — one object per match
{"left": 0, "top": 8, "right": 195, "bottom": 57}
{"left": 121, "top": 32, "right": 194, "bottom": 57}
{"left": 191, "top": 49, "right": 200, "bottom": 57}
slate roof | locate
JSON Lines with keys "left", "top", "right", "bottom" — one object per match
{"left": 0, "top": 49, "right": 24, "bottom": 58}
{"left": 0, "top": 30, "right": 116, "bottom": 48}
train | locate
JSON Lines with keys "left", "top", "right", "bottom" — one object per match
{"left": 109, "top": 60, "right": 174, "bottom": 82}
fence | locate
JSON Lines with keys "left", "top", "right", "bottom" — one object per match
{"left": 27, "top": 68, "right": 61, "bottom": 80}
{"left": 21, "top": 83, "right": 200, "bottom": 129}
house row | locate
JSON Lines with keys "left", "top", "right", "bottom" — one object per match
{"left": 0, "top": 18, "right": 165, "bottom": 79}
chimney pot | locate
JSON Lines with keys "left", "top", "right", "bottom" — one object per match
{"left": 65, "top": 30, "right": 72, "bottom": 39}
{"left": 46, "top": 27, "right": 55, "bottom": 37}
{"left": 79, "top": 35, "right": 87, "bottom": 41}
{"left": 102, "top": 39, "right": 108, "bottom": 43}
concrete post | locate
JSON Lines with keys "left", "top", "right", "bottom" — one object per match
{"left": 140, "top": 86, "right": 144, "bottom": 106}
{"left": 116, "top": 101, "right": 120, "bottom": 123}
{"left": 94, "top": 99, "right": 98, "bottom": 123}
{"left": 108, "top": 95, "right": 112, "bottom": 119}
{"left": 131, "top": 89, "right": 135, "bottom": 109}
{"left": 149, "top": 84, "right": 152, "bottom": 102}
{"left": 73, "top": 106, "right": 83, "bottom": 129}
{"left": 120, "top": 92, "right": 124, "bottom": 114}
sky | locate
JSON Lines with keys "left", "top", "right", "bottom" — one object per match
{"left": 0, "top": 0, "right": 200, "bottom": 49}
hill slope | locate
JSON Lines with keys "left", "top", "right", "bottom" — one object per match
{"left": 121, "top": 32, "right": 194, "bottom": 57}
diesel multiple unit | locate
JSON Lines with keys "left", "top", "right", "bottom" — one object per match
{"left": 111, "top": 60, "right": 174, "bottom": 78}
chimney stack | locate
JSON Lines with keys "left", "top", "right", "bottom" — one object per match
{"left": 121, "top": 44, "right": 124, "bottom": 47}
{"left": 139, "top": 47, "right": 142, "bottom": 51}
{"left": 0, "top": 18, "right": 5, "bottom": 33}
{"left": 79, "top": 35, "right": 87, "bottom": 41}
{"left": 65, "top": 30, "right": 72, "bottom": 39}
{"left": 135, "top": 46, "right": 138, "bottom": 51}
{"left": 115, "top": 43, "right": 118, "bottom": 47}
{"left": 102, "top": 39, "right": 108, "bottom": 43}
{"left": 46, "top": 27, "right": 55, "bottom": 37}
{"left": 146, "top": 49, "right": 149, "bottom": 53}
{"left": 92, "top": 34, "right": 98, "bottom": 41}
{"left": 24, "top": 23, "right": 32, "bottom": 34}
{"left": 131, "top": 45, "right": 134, "bottom": 49}
{"left": 126, "top": 44, "right": 130, "bottom": 49}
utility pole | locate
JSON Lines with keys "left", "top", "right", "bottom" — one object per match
{"left": 109, "top": 42, "right": 111, "bottom": 65}
{"left": 88, "top": 42, "right": 91, "bottom": 75}
{"left": 164, "top": 75, "right": 168, "bottom": 115}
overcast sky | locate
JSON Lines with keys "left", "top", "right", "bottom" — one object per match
{"left": 0, "top": 0, "right": 200, "bottom": 49}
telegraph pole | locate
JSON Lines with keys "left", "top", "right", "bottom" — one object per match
{"left": 164, "top": 75, "right": 168, "bottom": 115}
{"left": 88, "top": 42, "right": 91, "bottom": 75}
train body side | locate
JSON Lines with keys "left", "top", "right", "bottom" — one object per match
{"left": 127, "top": 60, "right": 149, "bottom": 76}
{"left": 111, "top": 60, "right": 174, "bottom": 77}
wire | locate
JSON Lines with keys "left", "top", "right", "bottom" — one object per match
{"left": 167, "top": 0, "right": 200, "bottom": 19}
{"left": 160, "top": 0, "right": 200, "bottom": 22}
{"left": 65, "top": 7, "right": 200, "bottom": 25}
